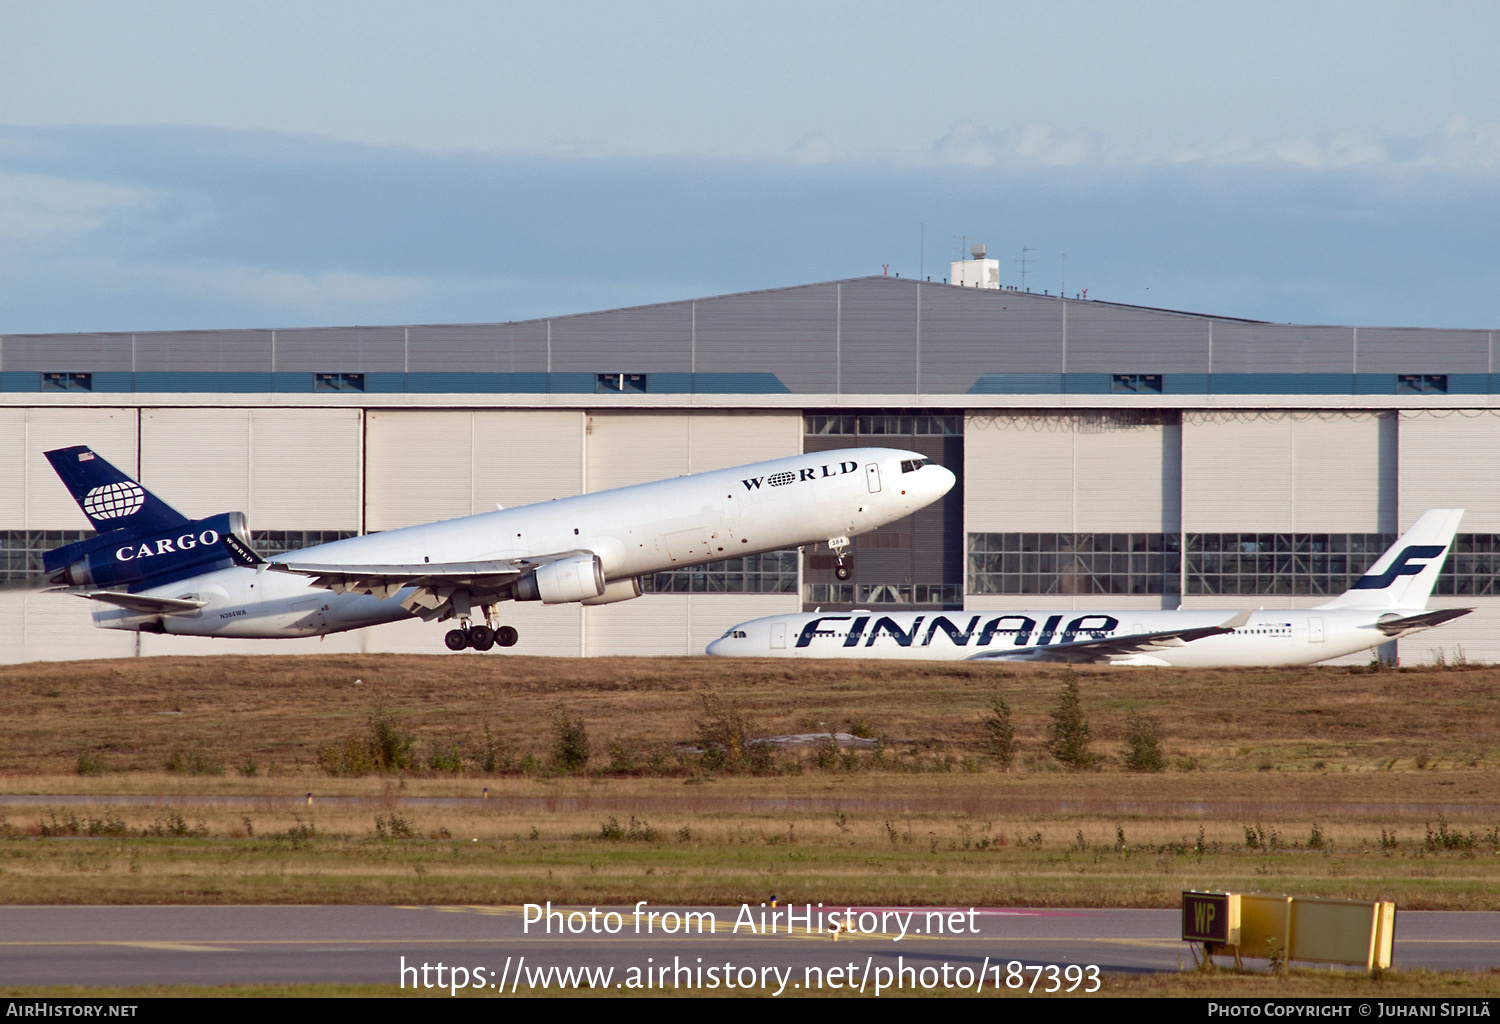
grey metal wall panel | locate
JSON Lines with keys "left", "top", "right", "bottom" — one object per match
{"left": 406, "top": 323, "right": 548, "bottom": 373}
{"left": 920, "top": 288, "right": 1062, "bottom": 392}
{"left": 693, "top": 284, "right": 838, "bottom": 393}
{"left": 839, "top": 278, "right": 919, "bottom": 394}
{"left": 1357, "top": 328, "right": 1490, "bottom": 373}
{"left": 550, "top": 305, "right": 691, "bottom": 373}
{"left": 1065, "top": 303, "right": 1210, "bottom": 373}
{"left": 273, "top": 327, "right": 406, "bottom": 372}
{"left": 1211, "top": 324, "right": 1352, "bottom": 373}
{"left": 133, "top": 331, "right": 274, "bottom": 372}
{"left": 2, "top": 334, "right": 133, "bottom": 372}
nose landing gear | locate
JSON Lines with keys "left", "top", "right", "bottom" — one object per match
{"left": 827, "top": 535, "right": 852, "bottom": 580}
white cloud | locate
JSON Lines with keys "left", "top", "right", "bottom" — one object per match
{"left": 932, "top": 120, "right": 1101, "bottom": 167}
{"left": 926, "top": 116, "right": 1500, "bottom": 173}
{"left": 0, "top": 171, "right": 155, "bottom": 243}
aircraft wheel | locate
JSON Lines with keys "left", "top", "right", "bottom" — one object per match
{"left": 444, "top": 629, "right": 469, "bottom": 651}
{"left": 469, "top": 625, "right": 495, "bottom": 651}
{"left": 496, "top": 625, "right": 519, "bottom": 647}
{"left": 835, "top": 565, "right": 851, "bottom": 580}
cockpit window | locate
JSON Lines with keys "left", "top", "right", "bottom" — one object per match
{"left": 900, "top": 458, "right": 933, "bottom": 473}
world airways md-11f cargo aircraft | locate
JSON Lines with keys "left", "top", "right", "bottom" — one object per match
{"left": 707, "top": 510, "right": 1471, "bottom": 667}
{"left": 12, "top": 446, "right": 953, "bottom": 651}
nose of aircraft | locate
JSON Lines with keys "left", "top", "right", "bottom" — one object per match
{"left": 704, "top": 637, "right": 725, "bottom": 656}
{"left": 930, "top": 463, "right": 956, "bottom": 499}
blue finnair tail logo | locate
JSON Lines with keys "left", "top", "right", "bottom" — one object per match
{"left": 1351, "top": 545, "right": 1447, "bottom": 590}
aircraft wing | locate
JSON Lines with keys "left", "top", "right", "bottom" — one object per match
{"left": 267, "top": 552, "right": 590, "bottom": 621}
{"left": 1374, "top": 607, "right": 1473, "bottom": 636}
{"left": 79, "top": 591, "right": 208, "bottom": 615}
{"left": 965, "top": 610, "right": 1252, "bottom": 664}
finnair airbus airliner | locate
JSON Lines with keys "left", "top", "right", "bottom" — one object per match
{"left": 707, "top": 510, "right": 1470, "bottom": 667}
{"left": 14, "top": 446, "right": 953, "bottom": 651}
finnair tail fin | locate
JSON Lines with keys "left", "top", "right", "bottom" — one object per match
{"left": 1316, "top": 509, "right": 1463, "bottom": 611}
{"left": 44, "top": 446, "right": 189, "bottom": 534}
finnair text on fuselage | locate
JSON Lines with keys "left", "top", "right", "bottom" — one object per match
{"left": 708, "top": 510, "right": 1469, "bottom": 667}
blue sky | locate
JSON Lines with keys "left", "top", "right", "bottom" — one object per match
{"left": 0, "top": 2, "right": 1496, "bottom": 332}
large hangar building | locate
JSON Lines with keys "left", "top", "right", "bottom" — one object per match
{"left": 2, "top": 273, "right": 1496, "bottom": 664}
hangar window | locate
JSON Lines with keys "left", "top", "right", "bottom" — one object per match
{"left": 0, "top": 530, "right": 95, "bottom": 582}
{"left": 1397, "top": 374, "right": 1448, "bottom": 394}
{"left": 1184, "top": 533, "right": 1396, "bottom": 595}
{"left": 1111, "top": 374, "right": 1162, "bottom": 394}
{"left": 42, "top": 372, "right": 92, "bottom": 392}
{"left": 1434, "top": 535, "right": 1500, "bottom": 596}
{"left": 804, "top": 413, "right": 962, "bottom": 435}
{"left": 967, "top": 532, "right": 1181, "bottom": 596}
{"left": 597, "top": 373, "right": 648, "bottom": 393}
{"left": 642, "top": 549, "right": 797, "bottom": 594}
{"left": 250, "top": 530, "right": 362, "bottom": 560}
{"left": 315, "top": 373, "right": 364, "bottom": 392}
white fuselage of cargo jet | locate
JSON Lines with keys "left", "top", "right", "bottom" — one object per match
{"left": 92, "top": 448, "right": 955, "bottom": 642}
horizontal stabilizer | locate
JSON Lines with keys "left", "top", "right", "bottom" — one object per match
{"left": 79, "top": 591, "right": 208, "bottom": 615}
{"left": 1375, "top": 607, "right": 1473, "bottom": 636}
{"left": 965, "top": 610, "right": 1251, "bottom": 664}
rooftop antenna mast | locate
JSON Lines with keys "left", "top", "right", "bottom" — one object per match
{"left": 1060, "top": 252, "right": 1066, "bottom": 297}
{"left": 1016, "top": 246, "right": 1034, "bottom": 290}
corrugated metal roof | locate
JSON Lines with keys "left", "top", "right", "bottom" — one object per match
{"left": 1, "top": 278, "right": 1493, "bottom": 393}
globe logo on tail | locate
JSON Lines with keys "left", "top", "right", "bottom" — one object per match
{"left": 82, "top": 481, "right": 146, "bottom": 520}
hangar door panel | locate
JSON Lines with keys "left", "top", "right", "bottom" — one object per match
{"left": 1399, "top": 410, "right": 1500, "bottom": 531}
{"left": 472, "top": 410, "right": 584, "bottom": 510}
{"left": 965, "top": 413, "right": 1177, "bottom": 532}
{"left": 4, "top": 409, "right": 140, "bottom": 529}
{"left": 586, "top": 413, "right": 689, "bottom": 493}
{"left": 1073, "top": 417, "right": 1180, "bottom": 532}
{"left": 249, "top": 410, "right": 362, "bottom": 530}
{"left": 1292, "top": 413, "right": 1394, "bottom": 533}
{"left": 686, "top": 413, "right": 802, "bottom": 474}
{"left": 1183, "top": 413, "right": 1292, "bottom": 532}
{"left": 965, "top": 415, "right": 1073, "bottom": 531}
{"left": 142, "top": 410, "right": 252, "bottom": 521}
{"left": 366, "top": 411, "right": 474, "bottom": 530}
{"left": 1184, "top": 412, "right": 1393, "bottom": 533}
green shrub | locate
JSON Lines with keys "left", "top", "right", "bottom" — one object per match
{"left": 1046, "top": 674, "right": 1097, "bottom": 770}
{"left": 550, "top": 705, "right": 590, "bottom": 773}
{"left": 1123, "top": 710, "right": 1166, "bottom": 772}
{"left": 982, "top": 692, "right": 1016, "bottom": 770}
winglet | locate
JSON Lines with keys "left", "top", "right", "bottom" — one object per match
{"left": 1220, "top": 609, "right": 1253, "bottom": 630}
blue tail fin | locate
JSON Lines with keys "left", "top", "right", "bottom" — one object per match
{"left": 40, "top": 445, "right": 262, "bottom": 592}
{"left": 44, "top": 446, "right": 189, "bottom": 534}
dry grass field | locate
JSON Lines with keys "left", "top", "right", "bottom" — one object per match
{"left": 0, "top": 654, "right": 1496, "bottom": 909}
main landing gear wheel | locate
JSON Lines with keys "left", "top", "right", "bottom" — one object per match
{"left": 496, "top": 625, "right": 519, "bottom": 647}
{"left": 444, "top": 629, "right": 468, "bottom": 651}
{"left": 468, "top": 625, "right": 495, "bottom": 651}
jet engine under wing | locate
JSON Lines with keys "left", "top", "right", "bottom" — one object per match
{"left": 964, "top": 610, "right": 1253, "bottom": 664}
{"left": 1375, "top": 607, "right": 1473, "bottom": 636}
